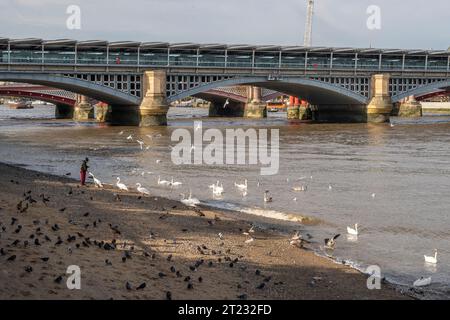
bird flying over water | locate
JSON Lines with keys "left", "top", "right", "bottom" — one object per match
{"left": 324, "top": 234, "right": 341, "bottom": 249}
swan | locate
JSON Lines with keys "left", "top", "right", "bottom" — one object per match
{"left": 347, "top": 223, "right": 358, "bottom": 236}
{"left": 413, "top": 277, "right": 431, "bottom": 287}
{"left": 210, "top": 181, "right": 224, "bottom": 195}
{"left": 116, "top": 177, "right": 128, "bottom": 191}
{"left": 234, "top": 179, "right": 248, "bottom": 191}
{"left": 324, "top": 234, "right": 341, "bottom": 249}
{"left": 244, "top": 237, "right": 254, "bottom": 244}
{"left": 263, "top": 190, "right": 272, "bottom": 203}
{"left": 136, "top": 140, "right": 144, "bottom": 150}
{"left": 157, "top": 176, "right": 171, "bottom": 186}
{"left": 243, "top": 226, "right": 255, "bottom": 236}
{"left": 88, "top": 172, "right": 103, "bottom": 188}
{"left": 136, "top": 183, "right": 150, "bottom": 196}
{"left": 170, "top": 177, "right": 183, "bottom": 187}
{"left": 424, "top": 249, "right": 438, "bottom": 264}
{"left": 180, "top": 191, "right": 200, "bottom": 207}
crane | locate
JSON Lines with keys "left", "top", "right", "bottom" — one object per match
{"left": 303, "top": 0, "right": 314, "bottom": 47}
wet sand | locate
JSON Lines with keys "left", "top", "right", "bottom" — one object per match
{"left": 0, "top": 162, "right": 409, "bottom": 300}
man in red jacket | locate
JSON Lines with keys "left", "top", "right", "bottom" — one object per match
{"left": 80, "top": 158, "right": 89, "bottom": 186}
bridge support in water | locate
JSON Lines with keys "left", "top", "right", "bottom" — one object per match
{"left": 73, "top": 95, "right": 94, "bottom": 121}
{"left": 397, "top": 96, "right": 422, "bottom": 117}
{"left": 107, "top": 70, "right": 169, "bottom": 126}
{"left": 366, "top": 74, "right": 393, "bottom": 123}
{"left": 299, "top": 100, "right": 312, "bottom": 120}
{"left": 244, "top": 87, "right": 267, "bottom": 118}
{"left": 55, "top": 104, "right": 73, "bottom": 119}
{"left": 287, "top": 96, "right": 299, "bottom": 120}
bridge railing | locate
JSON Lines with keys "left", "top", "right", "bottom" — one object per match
{"left": 1, "top": 49, "right": 449, "bottom": 73}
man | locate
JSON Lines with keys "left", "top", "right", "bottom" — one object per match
{"left": 80, "top": 158, "right": 89, "bottom": 186}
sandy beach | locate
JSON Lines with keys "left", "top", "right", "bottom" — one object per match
{"left": 0, "top": 162, "right": 409, "bottom": 300}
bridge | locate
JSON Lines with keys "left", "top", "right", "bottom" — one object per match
{"left": 1, "top": 37, "right": 449, "bottom": 125}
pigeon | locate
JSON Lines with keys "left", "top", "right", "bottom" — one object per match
{"left": 166, "top": 291, "right": 172, "bottom": 300}
{"left": 7, "top": 255, "right": 16, "bottom": 261}
{"left": 126, "top": 282, "right": 132, "bottom": 290}
{"left": 41, "top": 257, "right": 49, "bottom": 262}
{"left": 136, "top": 283, "right": 146, "bottom": 290}
{"left": 54, "top": 276, "right": 63, "bottom": 284}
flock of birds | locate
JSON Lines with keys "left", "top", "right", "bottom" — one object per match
{"left": 87, "top": 129, "right": 439, "bottom": 290}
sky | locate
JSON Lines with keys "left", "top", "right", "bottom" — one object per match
{"left": 0, "top": 0, "right": 449, "bottom": 49}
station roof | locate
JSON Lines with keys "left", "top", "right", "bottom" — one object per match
{"left": 0, "top": 37, "right": 449, "bottom": 56}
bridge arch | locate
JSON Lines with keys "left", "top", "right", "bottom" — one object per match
{"left": 392, "top": 80, "right": 450, "bottom": 103}
{"left": 0, "top": 90, "right": 75, "bottom": 106}
{"left": 167, "top": 76, "right": 369, "bottom": 105}
{"left": 0, "top": 72, "right": 140, "bottom": 106}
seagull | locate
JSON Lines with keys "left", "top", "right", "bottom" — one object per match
{"left": 136, "top": 140, "right": 144, "bottom": 150}
{"left": 292, "top": 185, "right": 307, "bottom": 192}
{"left": 118, "top": 131, "right": 124, "bottom": 135}
{"left": 263, "top": 190, "right": 272, "bottom": 203}
{"left": 328, "top": 184, "right": 333, "bottom": 190}
{"left": 116, "top": 177, "right": 128, "bottom": 191}
{"left": 156, "top": 159, "right": 162, "bottom": 164}
{"left": 218, "top": 232, "right": 224, "bottom": 240}
{"left": 290, "top": 231, "right": 309, "bottom": 247}
{"left": 424, "top": 249, "right": 438, "bottom": 265}
{"left": 324, "top": 234, "right": 341, "bottom": 249}
{"left": 390, "top": 121, "right": 395, "bottom": 128}
{"left": 180, "top": 191, "right": 200, "bottom": 207}
{"left": 413, "top": 277, "right": 431, "bottom": 287}
{"left": 126, "top": 135, "right": 133, "bottom": 140}
{"left": 88, "top": 172, "right": 103, "bottom": 188}
{"left": 347, "top": 224, "right": 358, "bottom": 236}
{"left": 157, "top": 176, "right": 171, "bottom": 186}
{"left": 234, "top": 179, "right": 248, "bottom": 191}
{"left": 136, "top": 183, "right": 150, "bottom": 196}
{"left": 223, "top": 98, "right": 229, "bottom": 108}
{"left": 371, "top": 193, "right": 376, "bottom": 199}
{"left": 170, "top": 178, "right": 183, "bottom": 187}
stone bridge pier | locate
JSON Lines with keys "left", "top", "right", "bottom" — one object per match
{"left": 73, "top": 95, "right": 95, "bottom": 121}
{"left": 107, "top": 70, "right": 169, "bottom": 126}
{"left": 244, "top": 86, "right": 267, "bottom": 118}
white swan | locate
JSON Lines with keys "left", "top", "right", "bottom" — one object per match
{"left": 180, "top": 191, "right": 200, "bottom": 207}
{"left": 234, "top": 179, "right": 248, "bottom": 191}
{"left": 170, "top": 177, "right": 183, "bottom": 187}
{"left": 157, "top": 176, "right": 171, "bottom": 186}
{"left": 136, "top": 183, "right": 150, "bottom": 196}
{"left": 116, "top": 177, "right": 128, "bottom": 191}
{"left": 263, "top": 190, "right": 272, "bottom": 203}
{"left": 347, "top": 223, "right": 358, "bottom": 236}
{"left": 209, "top": 181, "right": 224, "bottom": 195}
{"left": 424, "top": 249, "right": 438, "bottom": 264}
{"left": 413, "top": 277, "right": 431, "bottom": 287}
{"left": 88, "top": 172, "right": 103, "bottom": 188}
{"left": 136, "top": 140, "right": 144, "bottom": 150}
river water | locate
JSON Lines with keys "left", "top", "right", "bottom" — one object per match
{"left": 1, "top": 104, "right": 450, "bottom": 299}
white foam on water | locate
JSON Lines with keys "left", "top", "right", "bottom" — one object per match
{"left": 202, "top": 200, "right": 305, "bottom": 223}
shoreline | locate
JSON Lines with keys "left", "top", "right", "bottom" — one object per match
{"left": 0, "top": 161, "right": 410, "bottom": 300}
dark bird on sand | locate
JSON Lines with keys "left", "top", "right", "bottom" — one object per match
{"left": 136, "top": 283, "right": 146, "bottom": 290}
{"left": 166, "top": 291, "right": 172, "bottom": 300}
{"left": 59, "top": 208, "right": 66, "bottom": 212}
{"left": 41, "top": 257, "right": 49, "bottom": 262}
{"left": 126, "top": 282, "right": 132, "bottom": 290}
{"left": 7, "top": 255, "right": 16, "bottom": 261}
{"left": 25, "top": 266, "right": 33, "bottom": 273}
